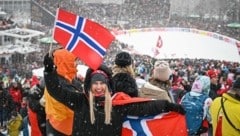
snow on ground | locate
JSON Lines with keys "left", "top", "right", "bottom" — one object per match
{"left": 116, "top": 28, "right": 240, "bottom": 62}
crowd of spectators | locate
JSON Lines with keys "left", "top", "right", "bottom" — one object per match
{"left": 0, "top": 1, "right": 240, "bottom": 135}
{"left": 32, "top": 0, "right": 239, "bottom": 41}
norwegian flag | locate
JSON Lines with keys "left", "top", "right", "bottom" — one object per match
{"left": 122, "top": 112, "right": 188, "bottom": 136}
{"left": 112, "top": 92, "right": 188, "bottom": 136}
{"left": 53, "top": 8, "right": 115, "bottom": 70}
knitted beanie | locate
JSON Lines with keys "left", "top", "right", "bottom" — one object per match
{"left": 115, "top": 52, "right": 132, "bottom": 67}
{"left": 84, "top": 64, "right": 113, "bottom": 95}
{"left": 152, "top": 61, "right": 172, "bottom": 81}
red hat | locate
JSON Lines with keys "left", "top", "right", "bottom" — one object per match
{"left": 207, "top": 70, "right": 218, "bottom": 79}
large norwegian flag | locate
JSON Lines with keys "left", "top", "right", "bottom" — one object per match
{"left": 112, "top": 92, "right": 188, "bottom": 136}
{"left": 122, "top": 112, "right": 188, "bottom": 136}
{"left": 53, "top": 8, "right": 115, "bottom": 70}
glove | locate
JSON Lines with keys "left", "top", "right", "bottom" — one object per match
{"left": 167, "top": 102, "right": 186, "bottom": 115}
{"left": 43, "top": 53, "right": 54, "bottom": 72}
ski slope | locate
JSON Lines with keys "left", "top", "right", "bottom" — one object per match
{"left": 115, "top": 28, "right": 240, "bottom": 62}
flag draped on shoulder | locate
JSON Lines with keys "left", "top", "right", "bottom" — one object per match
{"left": 111, "top": 92, "right": 188, "bottom": 136}
{"left": 53, "top": 8, "right": 115, "bottom": 70}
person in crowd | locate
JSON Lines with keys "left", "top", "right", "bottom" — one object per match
{"left": 8, "top": 81, "right": 23, "bottom": 112}
{"left": 112, "top": 51, "right": 139, "bottom": 97}
{"left": 30, "top": 75, "right": 39, "bottom": 88}
{"left": 207, "top": 70, "right": 221, "bottom": 100}
{"left": 217, "top": 77, "right": 232, "bottom": 96}
{"left": 43, "top": 48, "right": 83, "bottom": 136}
{"left": 206, "top": 69, "right": 221, "bottom": 135}
{"left": 19, "top": 97, "right": 28, "bottom": 119}
{"left": 210, "top": 77, "right": 240, "bottom": 136}
{"left": 135, "top": 74, "right": 147, "bottom": 89}
{"left": 0, "top": 85, "right": 13, "bottom": 131}
{"left": 28, "top": 81, "right": 46, "bottom": 136}
{"left": 180, "top": 75, "right": 212, "bottom": 136}
{"left": 43, "top": 51, "right": 185, "bottom": 136}
{"left": 7, "top": 111, "right": 22, "bottom": 136}
{"left": 139, "top": 60, "right": 173, "bottom": 102}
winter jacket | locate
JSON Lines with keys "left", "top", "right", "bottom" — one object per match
{"left": 209, "top": 83, "right": 221, "bottom": 100}
{"left": 140, "top": 82, "right": 172, "bottom": 101}
{"left": 44, "top": 81, "right": 74, "bottom": 135}
{"left": 139, "top": 78, "right": 173, "bottom": 102}
{"left": 0, "top": 89, "right": 13, "bottom": 111}
{"left": 112, "top": 73, "right": 138, "bottom": 97}
{"left": 44, "top": 70, "right": 181, "bottom": 136}
{"left": 210, "top": 93, "right": 240, "bottom": 136}
{"left": 8, "top": 87, "right": 22, "bottom": 104}
{"left": 7, "top": 113, "right": 22, "bottom": 136}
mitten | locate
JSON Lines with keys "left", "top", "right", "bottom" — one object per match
{"left": 167, "top": 102, "right": 186, "bottom": 115}
{"left": 43, "top": 53, "right": 54, "bottom": 72}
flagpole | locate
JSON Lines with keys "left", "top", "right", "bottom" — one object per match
{"left": 49, "top": 7, "right": 59, "bottom": 57}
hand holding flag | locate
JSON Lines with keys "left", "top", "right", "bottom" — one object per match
{"left": 53, "top": 8, "right": 115, "bottom": 70}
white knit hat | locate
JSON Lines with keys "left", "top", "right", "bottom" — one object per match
{"left": 153, "top": 61, "right": 172, "bottom": 81}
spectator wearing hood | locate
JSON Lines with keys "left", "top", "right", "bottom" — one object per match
{"left": 112, "top": 52, "right": 139, "bottom": 97}
{"left": 180, "top": 75, "right": 212, "bottom": 136}
{"left": 139, "top": 60, "right": 173, "bottom": 102}
{"left": 210, "top": 77, "right": 240, "bottom": 136}
{"left": 43, "top": 48, "right": 83, "bottom": 136}
{"left": 43, "top": 53, "right": 186, "bottom": 136}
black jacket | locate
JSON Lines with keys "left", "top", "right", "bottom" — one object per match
{"left": 112, "top": 73, "right": 138, "bottom": 97}
{"left": 44, "top": 70, "right": 182, "bottom": 136}
{"left": 28, "top": 84, "right": 46, "bottom": 135}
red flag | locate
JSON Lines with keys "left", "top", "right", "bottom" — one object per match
{"left": 122, "top": 112, "right": 188, "bottom": 136}
{"left": 153, "top": 35, "right": 163, "bottom": 57}
{"left": 53, "top": 8, "right": 115, "bottom": 70}
{"left": 156, "top": 35, "right": 163, "bottom": 48}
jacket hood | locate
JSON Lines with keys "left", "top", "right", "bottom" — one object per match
{"left": 53, "top": 49, "right": 77, "bottom": 82}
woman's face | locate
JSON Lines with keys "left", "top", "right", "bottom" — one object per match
{"left": 91, "top": 81, "right": 106, "bottom": 97}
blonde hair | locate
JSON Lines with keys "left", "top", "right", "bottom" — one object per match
{"left": 112, "top": 64, "right": 135, "bottom": 77}
{"left": 89, "top": 85, "right": 112, "bottom": 124}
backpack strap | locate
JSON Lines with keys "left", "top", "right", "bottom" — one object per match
{"left": 215, "top": 103, "right": 223, "bottom": 136}
{"left": 221, "top": 98, "right": 240, "bottom": 132}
